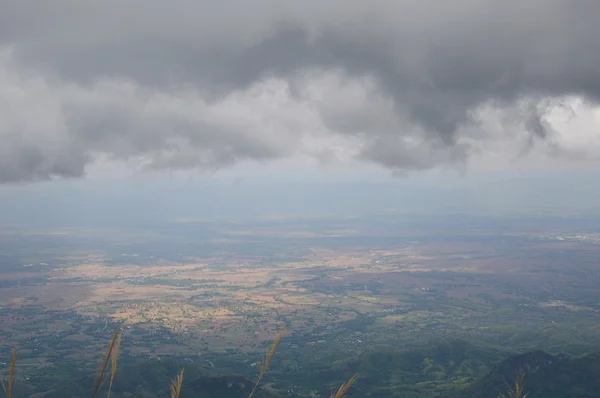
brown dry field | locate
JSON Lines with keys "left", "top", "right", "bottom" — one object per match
{"left": 1, "top": 239, "right": 598, "bottom": 361}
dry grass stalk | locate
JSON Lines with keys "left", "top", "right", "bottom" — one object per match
{"left": 498, "top": 370, "right": 528, "bottom": 398}
{"left": 169, "top": 369, "right": 184, "bottom": 398}
{"left": 331, "top": 373, "right": 358, "bottom": 398}
{"left": 107, "top": 329, "right": 122, "bottom": 398}
{"left": 92, "top": 326, "right": 123, "bottom": 398}
{"left": 248, "top": 329, "right": 286, "bottom": 398}
{"left": 0, "top": 346, "right": 16, "bottom": 398}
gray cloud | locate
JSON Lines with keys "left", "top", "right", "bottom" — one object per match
{"left": 2, "top": 0, "right": 600, "bottom": 182}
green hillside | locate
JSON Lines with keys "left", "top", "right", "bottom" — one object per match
{"left": 4, "top": 337, "right": 600, "bottom": 397}
{"left": 457, "top": 350, "right": 600, "bottom": 398}
{"left": 4, "top": 358, "right": 277, "bottom": 398}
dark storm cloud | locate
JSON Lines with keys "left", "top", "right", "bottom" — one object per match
{"left": 1, "top": 0, "right": 600, "bottom": 182}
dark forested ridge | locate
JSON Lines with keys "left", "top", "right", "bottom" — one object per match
{"left": 457, "top": 350, "right": 600, "bottom": 398}
{"left": 5, "top": 340, "right": 600, "bottom": 397}
{"left": 8, "top": 358, "right": 276, "bottom": 398}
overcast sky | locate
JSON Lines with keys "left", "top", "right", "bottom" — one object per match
{"left": 1, "top": 0, "right": 600, "bottom": 184}
{"left": 1, "top": 0, "right": 600, "bottom": 225}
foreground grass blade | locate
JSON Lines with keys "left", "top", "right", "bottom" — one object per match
{"left": 169, "top": 369, "right": 184, "bottom": 398}
{"left": 248, "top": 329, "right": 286, "bottom": 398}
{"left": 0, "top": 347, "right": 16, "bottom": 398}
{"left": 107, "top": 330, "right": 122, "bottom": 398}
{"left": 498, "top": 370, "right": 528, "bottom": 398}
{"left": 92, "top": 326, "right": 122, "bottom": 398}
{"left": 331, "top": 373, "right": 358, "bottom": 398}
